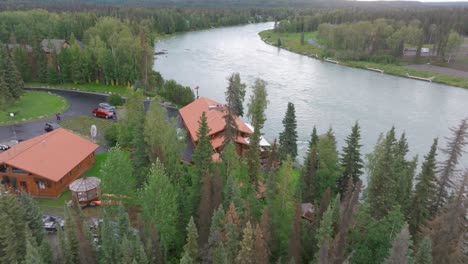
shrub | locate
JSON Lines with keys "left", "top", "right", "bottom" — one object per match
{"left": 104, "top": 124, "right": 118, "bottom": 147}
{"left": 107, "top": 94, "right": 124, "bottom": 106}
{"left": 159, "top": 79, "right": 195, "bottom": 106}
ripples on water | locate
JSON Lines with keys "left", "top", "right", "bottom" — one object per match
{"left": 154, "top": 22, "right": 468, "bottom": 171}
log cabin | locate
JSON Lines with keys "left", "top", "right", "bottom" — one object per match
{"left": 0, "top": 128, "right": 98, "bottom": 198}
{"left": 179, "top": 97, "right": 253, "bottom": 162}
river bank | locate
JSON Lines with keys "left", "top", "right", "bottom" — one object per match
{"left": 259, "top": 29, "right": 468, "bottom": 89}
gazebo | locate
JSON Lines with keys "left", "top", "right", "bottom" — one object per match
{"left": 69, "top": 177, "right": 101, "bottom": 206}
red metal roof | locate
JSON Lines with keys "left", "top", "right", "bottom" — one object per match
{"left": 0, "top": 128, "right": 98, "bottom": 182}
{"left": 179, "top": 97, "right": 252, "bottom": 144}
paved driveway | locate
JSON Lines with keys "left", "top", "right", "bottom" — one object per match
{"left": 0, "top": 88, "right": 107, "bottom": 144}
{"left": 0, "top": 88, "right": 168, "bottom": 154}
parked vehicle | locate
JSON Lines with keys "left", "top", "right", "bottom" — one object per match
{"left": 44, "top": 123, "right": 60, "bottom": 132}
{"left": 0, "top": 144, "right": 10, "bottom": 151}
{"left": 98, "top": 102, "right": 116, "bottom": 113}
{"left": 92, "top": 108, "right": 114, "bottom": 119}
{"left": 42, "top": 214, "right": 65, "bottom": 232}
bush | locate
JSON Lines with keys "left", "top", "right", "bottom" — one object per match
{"left": 104, "top": 124, "right": 118, "bottom": 147}
{"left": 107, "top": 94, "right": 124, "bottom": 106}
{"left": 159, "top": 79, "right": 195, "bottom": 106}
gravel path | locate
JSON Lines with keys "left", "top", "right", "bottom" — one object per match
{"left": 403, "top": 64, "right": 468, "bottom": 78}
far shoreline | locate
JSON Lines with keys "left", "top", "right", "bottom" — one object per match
{"left": 258, "top": 29, "right": 468, "bottom": 90}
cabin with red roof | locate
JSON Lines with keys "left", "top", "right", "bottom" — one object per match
{"left": 0, "top": 129, "right": 98, "bottom": 197}
{"left": 179, "top": 97, "right": 253, "bottom": 161}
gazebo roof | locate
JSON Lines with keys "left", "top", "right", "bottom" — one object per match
{"left": 69, "top": 177, "right": 101, "bottom": 192}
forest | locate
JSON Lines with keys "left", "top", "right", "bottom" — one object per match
{"left": 0, "top": 2, "right": 467, "bottom": 264}
{"left": 1, "top": 71, "right": 467, "bottom": 264}
{"left": 273, "top": 7, "right": 467, "bottom": 62}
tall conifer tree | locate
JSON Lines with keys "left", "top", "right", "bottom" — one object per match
{"left": 235, "top": 221, "right": 255, "bottom": 264}
{"left": 278, "top": 102, "right": 298, "bottom": 161}
{"left": 225, "top": 73, "right": 246, "bottom": 117}
{"left": 246, "top": 78, "right": 268, "bottom": 183}
{"left": 181, "top": 217, "right": 199, "bottom": 263}
{"left": 338, "top": 122, "right": 363, "bottom": 195}
{"left": 368, "top": 127, "right": 398, "bottom": 219}
{"left": 192, "top": 111, "right": 212, "bottom": 177}
{"left": 432, "top": 118, "right": 467, "bottom": 214}
{"left": 408, "top": 139, "right": 438, "bottom": 236}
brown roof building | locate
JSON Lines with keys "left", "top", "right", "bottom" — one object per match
{"left": 179, "top": 97, "right": 253, "bottom": 161}
{"left": 0, "top": 129, "right": 98, "bottom": 197}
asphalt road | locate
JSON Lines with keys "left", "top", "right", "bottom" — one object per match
{"left": 0, "top": 88, "right": 108, "bottom": 147}
{"left": 0, "top": 88, "right": 174, "bottom": 154}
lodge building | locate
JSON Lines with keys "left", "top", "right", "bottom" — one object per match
{"left": 0, "top": 128, "right": 98, "bottom": 197}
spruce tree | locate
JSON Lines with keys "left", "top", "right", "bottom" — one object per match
{"left": 383, "top": 224, "right": 412, "bottom": 264}
{"left": 198, "top": 172, "right": 214, "bottom": 245}
{"left": 34, "top": 41, "right": 48, "bottom": 83}
{"left": 18, "top": 193, "right": 45, "bottom": 245}
{"left": 131, "top": 109, "right": 150, "bottom": 188}
{"left": 315, "top": 131, "right": 342, "bottom": 201}
{"left": 225, "top": 72, "right": 247, "bottom": 117}
{"left": 338, "top": 122, "right": 363, "bottom": 195}
{"left": 432, "top": 118, "right": 467, "bottom": 214}
{"left": 223, "top": 106, "right": 239, "bottom": 147}
{"left": 192, "top": 111, "right": 212, "bottom": 177}
{"left": 25, "top": 228, "right": 44, "bottom": 264}
{"left": 254, "top": 223, "right": 269, "bottom": 264}
{"left": 208, "top": 206, "right": 225, "bottom": 244}
{"left": 413, "top": 237, "right": 432, "bottom": 264}
{"left": 301, "top": 128, "right": 319, "bottom": 202}
{"left": 181, "top": 217, "right": 199, "bottom": 263}
{"left": 235, "top": 221, "right": 255, "bottom": 264}
{"left": 287, "top": 204, "right": 302, "bottom": 264}
{"left": 0, "top": 194, "right": 27, "bottom": 263}
{"left": 278, "top": 102, "right": 298, "bottom": 161}
{"left": 408, "top": 139, "right": 438, "bottom": 236}
{"left": 0, "top": 72, "right": 12, "bottom": 110}
{"left": 64, "top": 209, "right": 80, "bottom": 264}
{"left": 140, "top": 161, "right": 179, "bottom": 257}
{"left": 4, "top": 52, "right": 24, "bottom": 99}
{"left": 246, "top": 78, "right": 268, "bottom": 183}
{"left": 423, "top": 172, "right": 467, "bottom": 264}
{"left": 224, "top": 217, "right": 239, "bottom": 263}
{"left": 368, "top": 127, "right": 398, "bottom": 219}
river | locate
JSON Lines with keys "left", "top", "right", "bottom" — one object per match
{"left": 154, "top": 22, "right": 468, "bottom": 168}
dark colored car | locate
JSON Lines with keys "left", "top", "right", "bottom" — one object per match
{"left": 44, "top": 123, "right": 60, "bottom": 133}
{"left": 42, "top": 214, "right": 65, "bottom": 232}
{"left": 92, "top": 108, "right": 114, "bottom": 119}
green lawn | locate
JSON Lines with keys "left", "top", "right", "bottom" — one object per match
{"left": 25, "top": 82, "right": 133, "bottom": 97}
{"left": 0, "top": 91, "right": 69, "bottom": 125}
{"left": 259, "top": 30, "right": 324, "bottom": 57}
{"left": 59, "top": 116, "right": 114, "bottom": 143}
{"left": 36, "top": 153, "right": 108, "bottom": 215}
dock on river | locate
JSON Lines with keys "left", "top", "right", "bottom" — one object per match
{"left": 405, "top": 73, "right": 435, "bottom": 82}
{"left": 325, "top": 58, "right": 340, "bottom": 64}
{"left": 366, "top": 67, "right": 384, "bottom": 73}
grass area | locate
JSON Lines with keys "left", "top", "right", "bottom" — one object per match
{"left": 0, "top": 91, "right": 69, "bottom": 125}
{"left": 36, "top": 153, "right": 108, "bottom": 216}
{"left": 59, "top": 116, "right": 114, "bottom": 143}
{"left": 259, "top": 30, "right": 468, "bottom": 89}
{"left": 259, "top": 30, "right": 324, "bottom": 57}
{"left": 25, "top": 82, "right": 133, "bottom": 97}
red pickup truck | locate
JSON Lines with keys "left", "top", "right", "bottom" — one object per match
{"left": 92, "top": 108, "right": 114, "bottom": 119}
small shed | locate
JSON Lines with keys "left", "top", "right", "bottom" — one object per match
{"left": 69, "top": 177, "right": 101, "bottom": 205}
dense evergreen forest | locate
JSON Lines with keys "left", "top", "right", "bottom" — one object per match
{"left": 1, "top": 72, "right": 467, "bottom": 263}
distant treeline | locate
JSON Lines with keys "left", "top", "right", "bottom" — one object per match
{"left": 275, "top": 8, "right": 468, "bottom": 61}
{"left": 0, "top": 8, "right": 277, "bottom": 90}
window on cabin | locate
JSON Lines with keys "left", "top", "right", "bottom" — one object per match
{"left": 0, "top": 165, "right": 6, "bottom": 173}
{"left": 11, "top": 167, "right": 27, "bottom": 174}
